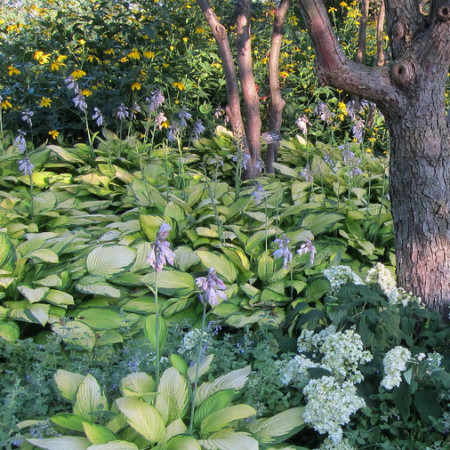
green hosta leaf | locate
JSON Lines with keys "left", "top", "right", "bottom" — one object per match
{"left": 11, "top": 303, "right": 50, "bottom": 325}
{"left": 0, "top": 232, "right": 17, "bottom": 271}
{"left": 130, "top": 242, "right": 152, "bottom": 272}
{"left": 155, "top": 367, "right": 189, "bottom": 424}
{"left": 120, "top": 372, "right": 156, "bottom": 401}
{"left": 27, "top": 436, "right": 90, "bottom": 450}
{"left": 194, "top": 389, "right": 235, "bottom": 429}
{"left": 144, "top": 314, "right": 167, "bottom": 353}
{"left": 198, "top": 429, "right": 258, "bottom": 450}
{"left": 54, "top": 370, "right": 85, "bottom": 403}
{"left": 50, "top": 413, "right": 85, "bottom": 432}
{"left": 273, "top": 163, "right": 299, "bottom": 178}
{"left": 139, "top": 214, "right": 166, "bottom": 241}
{"left": 96, "top": 330, "right": 124, "bottom": 346}
{"left": 73, "top": 374, "right": 108, "bottom": 422}
{"left": 87, "top": 441, "right": 138, "bottom": 450}
{"left": 245, "top": 229, "right": 277, "bottom": 256}
{"left": 187, "top": 354, "right": 215, "bottom": 383}
{"left": 164, "top": 418, "right": 187, "bottom": 441}
{"left": 83, "top": 422, "right": 117, "bottom": 444}
{"left": 196, "top": 250, "right": 238, "bottom": 283}
{"left": 86, "top": 245, "right": 135, "bottom": 277}
{"left": 169, "top": 354, "right": 188, "bottom": 376}
{"left": 174, "top": 246, "right": 200, "bottom": 271}
{"left": 247, "top": 407, "right": 305, "bottom": 444}
{"left": 257, "top": 252, "right": 274, "bottom": 284}
{"left": 200, "top": 404, "right": 256, "bottom": 435}
{"left": 28, "top": 249, "right": 59, "bottom": 263}
{"left": 76, "top": 276, "right": 121, "bottom": 298}
{"left": 53, "top": 321, "right": 96, "bottom": 351}
{"left": 301, "top": 212, "right": 344, "bottom": 235}
{"left": 141, "top": 270, "right": 195, "bottom": 297}
{"left": 195, "top": 365, "right": 251, "bottom": 406}
{"left": 0, "top": 321, "right": 20, "bottom": 342}
{"left": 48, "top": 144, "right": 86, "bottom": 163}
{"left": 163, "top": 435, "right": 201, "bottom": 450}
{"left": 33, "top": 191, "right": 56, "bottom": 213}
{"left": 76, "top": 309, "right": 125, "bottom": 330}
{"left": 116, "top": 397, "right": 166, "bottom": 444}
{"left": 46, "top": 289, "right": 74, "bottom": 307}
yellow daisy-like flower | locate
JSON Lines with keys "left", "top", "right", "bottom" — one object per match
{"left": 104, "top": 48, "right": 115, "bottom": 55}
{"left": 131, "top": 82, "right": 142, "bottom": 91}
{"left": 338, "top": 101, "right": 348, "bottom": 116}
{"left": 48, "top": 130, "right": 59, "bottom": 139}
{"left": 78, "top": 39, "right": 86, "bottom": 46}
{"left": 71, "top": 69, "right": 87, "bottom": 79}
{"left": 0, "top": 98, "right": 12, "bottom": 110}
{"left": 8, "top": 65, "right": 20, "bottom": 76}
{"left": 172, "top": 81, "right": 185, "bottom": 91}
{"left": 40, "top": 97, "right": 52, "bottom": 107}
{"left": 195, "top": 27, "right": 207, "bottom": 34}
{"left": 87, "top": 55, "right": 100, "bottom": 63}
{"left": 128, "top": 48, "right": 141, "bottom": 60}
{"left": 143, "top": 50, "right": 155, "bottom": 58}
{"left": 56, "top": 55, "right": 68, "bottom": 63}
{"left": 81, "top": 89, "right": 92, "bottom": 97}
{"left": 162, "top": 63, "right": 169, "bottom": 68}
{"left": 182, "top": 37, "right": 188, "bottom": 43}
{"left": 119, "top": 57, "right": 129, "bottom": 63}
{"left": 33, "top": 51, "right": 51, "bottom": 64}
{"left": 280, "top": 71, "right": 289, "bottom": 79}
{"left": 50, "top": 62, "right": 61, "bottom": 71}
{"left": 169, "top": 45, "right": 175, "bottom": 51}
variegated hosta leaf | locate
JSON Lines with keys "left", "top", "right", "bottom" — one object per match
{"left": 164, "top": 418, "right": 187, "bottom": 442}
{"left": 195, "top": 365, "right": 251, "bottom": 406}
{"left": 198, "top": 429, "right": 259, "bottom": 450}
{"left": 155, "top": 367, "right": 189, "bottom": 424}
{"left": 195, "top": 250, "right": 238, "bottom": 283}
{"left": 82, "top": 422, "right": 117, "bottom": 445}
{"left": 87, "top": 441, "right": 138, "bottom": 450}
{"left": 54, "top": 370, "right": 85, "bottom": 403}
{"left": 27, "top": 436, "right": 90, "bottom": 450}
{"left": 193, "top": 389, "right": 235, "bottom": 429}
{"left": 187, "top": 354, "right": 214, "bottom": 383}
{"left": 200, "top": 404, "right": 256, "bottom": 435}
{"left": 163, "top": 434, "right": 202, "bottom": 450}
{"left": 86, "top": 245, "right": 135, "bottom": 277}
{"left": 73, "top": 374, "right": 108, "bottom": 422}
{"left": 116, "top": 397, "right": 165, "bottom": 444}
{"left": 247, "top": 407, "right": 305, "bottom": 444}
{"left": 52, "top": 320, "right": 96, "bottom": 351}
{"left": 120, "top": 372, "right": 156, "bottom": 400}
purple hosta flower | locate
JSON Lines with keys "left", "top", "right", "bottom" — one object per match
{"left": 196, "top": 267, "right": 227, "bottom": 307}
{"left": 18, "top": 156, "right": 34, "bottom": 175}
{"left": 324, "top": 153, "right": 334, "bottom": 166}
{"left": 115, "top": 103, "right": 129, "bottom": 121}
{"left": 178, "top": 108, "right": 192, "bottom": 128}
{"left": 273, "top": 235, "right": 293, "bottom": 269}
{"left": 146, "top": 89, "right": 165, "bottom": 114}
{"left": 301, "top": 165, "right": 314, "bottom": 183}
{"left": 168, "top": 123, "right": 180, "bottom": 142}
{"left": 297, "top": 238, "right": 317, "bottom": 265}
{"left": 252, "top": 183, "right": 266, "bottom": 206}
{"left": 147, "top": 222, "right": 176, "bottom": 272}
{"left": 296, "top": 115, "right": 312, "bottom": 136}
{"left": 92, "top": 107, "right": 104, "bottom": 127}
{"left": 155, "top": 111, "right": 168, "bottom": 130}
{"left": 341, "top": 145, "right": 363, "bottom": 176}
{"left": 352, "top": 119, "right": 365, "bottom": 143}
{"left": 215, "top": 106, "right": 225, "bottom": 119}
{"left": 193, "top": 118, "right": 205, "bottom": 139}
{"left": 232, "top": 152, "right": 251, "bottom": 170}
{"left": 346, "top": 100, "right": 358, "bottom": 121}
{"left": 254, "top": 158, "right": 263, "bottom": 172}
{"left": 14, "top": 130, "right": 27, "bottom": 153}
{"left": 315, "top": 100, "right": 334, "bottom": 123}
{"left": 73, "top": 94, "right": 87, "bottom": 113}
{"left": 65, "top": 75, "right": 80, "bottom": 94}
{"left": 130, "top": 102, "right": 141, "bottom": 120}
{"left": 21, "top": 109, "right": 34, "bottom": 127}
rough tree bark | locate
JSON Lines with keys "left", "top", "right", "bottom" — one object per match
{"left": 297, "top": 0, "right": 450, "bottom": 319}
{"left": 266, "top": 0, "right": 290, "bottom": 174}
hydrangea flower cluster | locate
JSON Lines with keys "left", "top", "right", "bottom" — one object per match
{"left": 323, "top": 265, "right": 363, "bottom": 297}
{"left": 380, "top": 346, "right": 411, "bottom": 390}
{"left": 279, "top": 325, "right": 371, "bottom": 444}
{"left": 178, "top": 329, "right": 211, "bottom": 360}
{"left": 319, "top": 437, "right": 355, "bottom": 450}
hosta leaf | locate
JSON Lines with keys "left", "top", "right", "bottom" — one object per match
{"left": 82, "top": 422, "right": 117, "bottom": 444}
{"left": 155, "top": 367, "right": 189, "bottom": 424}
{"left": 196, "top": 250, "right": 238, "bottom": 283}
{"left": 301, "top": 212, "right": 344, "bottom": 235}
{"left": 0, "top": 232, "right": 17, "bottom": 271}
{"left": 139, "top": 214, "right": 165, "bottom": 241}
{"left": 164, "top": 418, "right": 187, "bottom": 441}
{"left": 130, "top": 242, "right": 153, "bottom": 272}
{"left": 141, "top": 270, "right": 195, "bottom": 297}
{"left": 54, "top": 370, "right": 85, "bottom": 402}
{"left": 28, "top": 249, "right": 59, "bottom": 263}
{"left": 53, "top": 320, "right": 96, "bottom": 351}
{"left": 73, "top": 374, "right": 108, "bottom": 422}
{"left": 247, "top": 407, "right": 305, "bottom": 444}
{"left": 164, "top": 435, "right": 201, "bottom": 450}
{"left": 169, "top": 354, "right": 188, "bottom": 376}
{"left": 273, "top": 162, "right": 299, "bottom": 178}
{"left": 87, "top": 441, "right": 138, "bottom": 450}
{"left": 187, "top": 354, "right": 215, "bottom": 383}
{"left": 51, "top": 413, "right": 85, "bottom": 432}
{"left": 76, "top": 276, "right": 121, "bottom": 298}
{"left": 245, "top": 229, "right": 277, "bottom": 256}
{"left": 0, "top": 321, "right": 20, "bottom": 342}
{"left": 76, "top": 309, "right": 125, "bottom": 330}
{"left": 120, "top": 372, "right": 156, "bottom": 400}
{"left": 48, "top": 144, "right": 86, "bottom": 163}
{"left": 174, "top": 246, "right": 200, "bottom": 271}
{"left": 144, "top": 314, "right": 167, "bottom": 353}
{"left": 257, "top": 252, "right": 274, "bottom": 284}
{"left": 198, "top": 429, "right": 258, "bottom": 450}
{"left": 86, "top": 246, "right": 135, "bottom": 277}
{"left": 27, "top": 436, "right": 90, "bottom": 450}
{"left": 200, "top": 404, "right": 256, "bottom": 435}
{"left": 46, "top": 289, "right": 74, "bottom": 307}
{"left": 116, "top": 397, "right": 165, "bottom": 443}
{"left": 194, "top": 389, "right": 235, "bottom": 429}
{"left": 20, "top": 303, "right": 50, "bottom": 325}
{"left": 195, "top": 365, "right": 251, "bottom": 406}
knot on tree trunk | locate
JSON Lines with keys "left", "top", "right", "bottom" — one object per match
{"left": 438, "top": 5, "right": 450, "bottom": 21}
{"left": 391, "top": 62, "right": 414, "bottom": 85}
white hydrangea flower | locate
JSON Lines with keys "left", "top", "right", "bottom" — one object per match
{"left": 381, "top": 346, "right": 411, "bottom": 390}
{"left": 323, "top": 265, "right": 363, "bottom": 297}
{"left": 366, "top": 262, "right": 396, "bottom": 296}
{"left": 178, "top": 329, "right": 210, "bottom": 355}
{"left": 278, "top": 354, "right": 317, "bottom": 386}
{"left": 318, "top": 437, "right": 356, "bottom": 449}
{"left": 303, "top": 377, "right": 366, "bottom": 444}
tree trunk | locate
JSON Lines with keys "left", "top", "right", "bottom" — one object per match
{"left": 266, "top": 0, "right": 290, "bottom": 174}
{"left": 297, "top": 0, "right": 450, "bottom": 318}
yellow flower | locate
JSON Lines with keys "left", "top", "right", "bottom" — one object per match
{"left": 131, "top": 82, "right": 141, "bottom": 91}
{"left": 48, "top": 130, "right": 59, "bottom": 139}
{"left": 280, "top": 71, "right": 289, "bottom": 79}
{"left": 119, "top": 57, "right": 129, "bottom": 63}
{"left": 143, "top": 50, "right": 155, "bottom": 58}
{"left": 87, "top": 55, "right": 100, "bottom": 63}
{"left": 104, "top": 48, "right": 115, "bottom": 55}
{"left": 172, "top": 81, "right": 185, "bottom": 90}
{"left": 338, "top": 101, "right": 348, "bottom": 116}
{"left": 33, "top": 51, "right": 51, "bottom": 64}
{"left": 56, "top": 55, "right": 68, "bottom": 63}
{"left": 71, "top": 69, "right": 86, "bottom": 79}
{"left": 182, "top": 37, "right": 188, "bottom": 43}
{"left": 0, "top": 98, "right": 12, "bottom": 110}
{"left": 162, "top": 63, "right": 169, "bottom": 68}
{"left": 81, "top": 89, "right": 92, "bottom": 97}
{"left": 78, "top": 39, "right": 86, "bottom": 46}
{"left": 169, "top": 45, "right": 175, "bottom": 51}
{"left": 40, "top": 97, "right": 52, "bottom": 107}
{"left": 328, "top": 7, "right": 337, "bottom": 13}
{"left": 8, "top": 65, "right": 20, "bottom": 76}
{"left": 340, "top": 2, "right": 348, "bottom": 8}
{"left": 128, "top": 48, "right": 141, "bottom": 60}
{"left": 50, "top": 62, "right": 62, "bottom": 71}
{"left": 195, "top": 27, "right": 207, "bottom": 34}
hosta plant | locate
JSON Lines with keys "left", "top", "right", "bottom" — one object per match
{"left": 17, "top": 356, "right": 304, "bottom": 449}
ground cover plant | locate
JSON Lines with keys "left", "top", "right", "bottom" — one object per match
{"left": 0, "top": 0, "right": 449, "bottom": 449}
